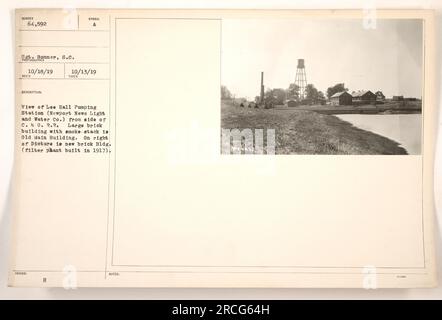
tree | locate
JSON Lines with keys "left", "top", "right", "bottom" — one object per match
{"left": 221, "top": 85, "right": 232, "bottom": 100}
{"left": 263, "top": 88, "right": 272, "bottom": 105}
{"left": 265, "top": 88, "right": 286, "bottom": 105}
{"left": 286, "top": 83, "right": 300, "bottom": 100}
{"left": 305, "top": 84, "right": 320, "bottom": 101}
{"left": 326, "top": 83, "right": 348, "bottom": 99}
{"left": 272, "top": 88, "right": 286, "bottom": 105}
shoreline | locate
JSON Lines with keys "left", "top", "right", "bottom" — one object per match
{"left": 335, "top": 113, "right": 421, "bottom": 155}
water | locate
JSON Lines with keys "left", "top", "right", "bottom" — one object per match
{"left": 336, "top": 114, "right": 422, "bottom": 155}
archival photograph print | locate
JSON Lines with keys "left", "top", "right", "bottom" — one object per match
{"left": 220, "top": 19, "right": 423, "bottom": 155}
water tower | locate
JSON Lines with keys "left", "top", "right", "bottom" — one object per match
{"left": 295, "top": 59, "right": 307, "bottom": 100}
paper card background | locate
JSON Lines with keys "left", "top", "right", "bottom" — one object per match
{"left": 1, "top": 0, "right": 441, "bottom": 299}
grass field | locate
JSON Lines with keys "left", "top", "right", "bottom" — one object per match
{"left": 221, "top": 102, "right": 407, "bottom": 155}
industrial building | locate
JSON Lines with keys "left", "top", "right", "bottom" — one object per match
{"left": 352, "top": 90, "right": 377, "bottom": 104}
{"left": 286, "top": 99, "right": 298, "bottom": 108}
{"left": 330, "top": 91, "right": 352, "bottom": 106}
{"left": 375, "top": 91, "right": 385, "bottom": 101}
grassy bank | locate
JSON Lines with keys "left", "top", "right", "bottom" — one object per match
{"left": 221, "top": 103, "right": 407, "bottom": 155}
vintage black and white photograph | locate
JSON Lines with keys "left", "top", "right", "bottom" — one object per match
{"left": 221, "top": 19, "right": 423, "bottom": 155}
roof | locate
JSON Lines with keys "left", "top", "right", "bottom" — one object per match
{"left": 330, "top": 91, "right": 350, "bottom": 98}
{"left": 352, "top": 90, "right": 375, "bottom": 98}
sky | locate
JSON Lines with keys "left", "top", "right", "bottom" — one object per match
{"left": 221, "top": 19, "right": 423, "bottom": 100}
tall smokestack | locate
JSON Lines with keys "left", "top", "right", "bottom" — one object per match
{"left": 260, "top": 72, "right": 264, "bottom": 104}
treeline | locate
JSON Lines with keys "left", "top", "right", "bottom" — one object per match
{"left": 221, "top": 82, "right": 349, "bottom": 105}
